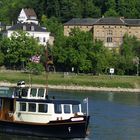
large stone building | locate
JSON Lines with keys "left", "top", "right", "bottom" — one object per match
{"left": 64, "top": 17, "right": 140, "bottom": 49}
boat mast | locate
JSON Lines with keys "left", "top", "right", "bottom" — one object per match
{"left": 45, "top": 45, "right": 48, "bottom": 97}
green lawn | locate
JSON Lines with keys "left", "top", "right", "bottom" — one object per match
{"left": 0, "top": 70, "right": 140, "bottom": 89}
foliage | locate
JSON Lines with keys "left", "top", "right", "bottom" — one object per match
{"left": 1, "top": 0, "right": 140, "bottom": 24}
{"left": 120, "top": 34, "right": 140, "bottom": 75}
{"left": 26, "top": 62, "right": 45, "bottom": 75}
{"left": 0, "top": 52, "right": 4, "bottom": 66}
{"left": 0, "top": 31, "right": 42, "bottom": 69}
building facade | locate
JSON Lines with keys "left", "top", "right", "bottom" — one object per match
{"left": 64, "top": 17, "right": 140, "bottom": 49}
{"left": 6, "top": 23, "right": 50, "bottom": 46}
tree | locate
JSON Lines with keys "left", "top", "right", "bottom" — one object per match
{"left": 104, "top": 0, "right": 119, "bottom": 17}
{"left": 120, "top": 34, "right": 139, "bottom": 75}
{"left": 41, "top": 16, "right": 63, "bottom": 37}
{"left": 60, "top": 0, "right": 82, "bottom": 21}
{"left": 0, "top": 31, "right": 42, "bottom": 69}
{"left": 117, "top": 0, "right": 139, "bottom": 18}
{"left": 0, "top": 52, "right": 4, "bottom": 66}
{"left": 53, "top": 28, "right": 94, "bottom": 73}
{"left": 81, "top": 0, "right": 101, "bottom": 17}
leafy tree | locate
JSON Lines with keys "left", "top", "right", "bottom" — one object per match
{"left": 104, "top": 9, "right": 119, "bottom": 17}
{"left": 0, "top": 31, "right": 42, "bottom": 69}
{"left": 59, "top": 0, "right": 82, "bottom": 21}
{"left": 46, "top": 0, "right": 60, "bottom": 18}
{"left": 26, "top": 62, "right": 45, "bottom": 75}
{"left": 81, "top": 0, "right": 101, "bottom": 17}
{"left": 53, "top": 28, "right": 94, "bottom": 73}
{"left": 120, "top": 34, "right": 140, "bottom": 75}
{"left": 104, "top": 0, "right": 119, "bottom": 17}
{"left": 41, "top": 16, "right": 63, "bottom": 37}
{"left": 117, "top": 0, "right": 139, "bottom": 18}
{"left": 0, "top": 52, "right": 4, "bottom": 66}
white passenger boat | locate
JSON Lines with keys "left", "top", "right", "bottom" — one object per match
{"left": 0, "top": 82, "right": 90, "bottom": 138}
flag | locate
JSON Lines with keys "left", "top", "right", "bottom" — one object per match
{"left": 83, "top": 97, "right": 88, "bottom": 103}
{"left": 30, "top": 55, "right": 40, "bottom": 63}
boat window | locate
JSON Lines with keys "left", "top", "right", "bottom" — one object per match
{"left": 38, "top": 88, "right": 44, "bottom": 97}
{"left": 72, "top": 105, "right": 80, "bottom": 113}
{"left": 30, "top": 88, "right": 37, "bottom": 97}
{"left": 38, "top": 104, "right": 48, "bottom": 113}
{"left": 28, "top": 103, "right": 36, "bottom": 112}
{"left": 64, "top": 104, "right": 71, "bottom": 114}
{"left": 54, "top": 104, "right": 62, "bottom": 114}
{"left": 21, "top": 88, "right": 28, "bottom": 97}
{"left": 19, "top": 102, "right": 26, "bottom": 111}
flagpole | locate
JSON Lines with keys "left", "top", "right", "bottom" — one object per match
{"left": 45, "top": 44, "right": 48, "bottom": 97}
{"left": 87, "top": 97, "right": 89, "bottom": 116}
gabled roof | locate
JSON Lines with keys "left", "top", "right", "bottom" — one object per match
{"left": 23, "top": 8, "right": 37, "bottom": 19}
{"left": 7, "top": 23, "right": 47, "bottom": 32}
{"left": 64, "top": 18, "right": 99, "bottom": 26}
{"left": 64, "top": 17, "right": 140, "bottom": 26}
{"left": 95, "top": 17, "right": 125, "bottom": 25}
{"left": 124, "top": 19, "right": 140, "bottom": 26}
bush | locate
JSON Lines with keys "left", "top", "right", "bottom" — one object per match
{"left": 26, "top": 62, "right": 45, "bottom": 75}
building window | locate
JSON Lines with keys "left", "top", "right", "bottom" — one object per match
{"left": 23, "top": 25, "right": 26, "bottom": 31}
{"left": 31, "top": 26, "right": 35, "bottom": 31}
{"left": 38, "top": 104, "right": 48, "bottom": 113}
{"left": 28, "top": 103, "right": 36, "bottom": 112}
{"left": 19, "top": 102, "right": 26, "bottom": 111}
{"left": 107, "top": 30, "right": 113, "bottom": 36}
{"left": 36, "top": 37, "right": 39, "bottom": 41}
{"left": 43, "top": 37, "right": 46, "bottom": 42}
{"left": 107, "top": 37, "right": 112, "bottom": 43}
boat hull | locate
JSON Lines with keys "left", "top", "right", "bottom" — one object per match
{"left": 0, "top": 116, "right": 90, "bottom": 138}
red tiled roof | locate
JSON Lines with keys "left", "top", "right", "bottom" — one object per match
{"left": 23, "top": 8, "right": 37, "bottom": 18}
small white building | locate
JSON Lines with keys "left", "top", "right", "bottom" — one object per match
{"left": 6, "top": 23, "right": 50, "bottom": 46}
{"left": 18, "top": 8, "right": 38, "bottom": 25}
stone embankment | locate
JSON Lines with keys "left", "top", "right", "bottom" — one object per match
{"left": 0, "top": 82, "right": 140, "bottom": 93}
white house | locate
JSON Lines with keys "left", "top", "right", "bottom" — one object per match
{"left": 18, "top": 8, "right": 38, "bottom": 25}
{"left": 6, "top": 23, "right": 50, "bottom": 46}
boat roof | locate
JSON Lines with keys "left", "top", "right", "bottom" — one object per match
{"left": 0, "top": 87, "right": 81, "bottom": 105}
{"left": 17, "top": 98, "right": 80, "bottom": 105}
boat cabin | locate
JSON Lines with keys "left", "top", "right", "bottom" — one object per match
{"left": 0, "top": 87, "right": 84, "bottom": 123}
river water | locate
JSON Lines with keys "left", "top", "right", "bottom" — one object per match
{"left": 1, "top": 90, "right": 140, "bottom": 140}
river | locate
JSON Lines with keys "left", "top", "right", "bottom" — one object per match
{"left": 0, "top": 90, "right": 140, "bottom": 140}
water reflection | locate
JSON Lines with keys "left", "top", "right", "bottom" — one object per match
{"left": 0, "top": 133, "right": 89, "bottom": 140}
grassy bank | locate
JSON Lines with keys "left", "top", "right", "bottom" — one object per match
{"left": 0, "top": 70, "right": 140, "bottom": 89}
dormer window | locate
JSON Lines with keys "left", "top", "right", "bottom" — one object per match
{"left": 23, "top": 25, "right": 26, "bottom": 31}
{"left": 31, "top": 26, "right": 35, "bottom": 31}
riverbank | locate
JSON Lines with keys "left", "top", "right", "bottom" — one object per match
{"left": 0, "top": 71, "right": 140, "bottom": 93}
{"left": 0, "top": 82, "right": 140, "bottom": 93}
